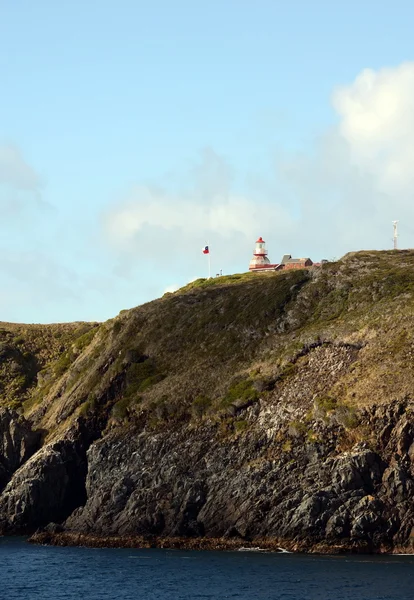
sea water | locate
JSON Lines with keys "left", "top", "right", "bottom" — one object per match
{"left": 1, "top": 537, "right": 413, "bottom": 600}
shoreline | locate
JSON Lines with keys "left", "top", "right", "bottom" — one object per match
{"left": 26, "top": 531, "right": 413, "bottom": 555}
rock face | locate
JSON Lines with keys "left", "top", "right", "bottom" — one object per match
{"left": 0, "top": 250, "right": 414, "bottom": 551}
{"left": 58, "top": 400, "right": 414, "bottom": 552}
{"left": 0, "top": 409, "right": 40, "bottom": 492}
{"left": 0, "top": 420, "right": 94, "bottom": 534}
{"left": 4, "top": 394, "right": 412, "bottom": 553}
{"left": 0, "top": 418, "right": 413, "bottom": 553}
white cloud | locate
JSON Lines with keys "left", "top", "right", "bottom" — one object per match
{"left": 0, "top": 144, "right": 42, "bottom": 191}
{"left": 103, "top": 148, "right": 295, "bottom": 273}
{"left": 276, "top": 63, "right": 414, "bottom": 255}
{"left": 105, "top": 187, "right": 270, "bottom": 244}
{"left": 3, "top": 63, "right": 414, "bottom": 323}
{"left": 103, "top": 147, "right": 259, "bottom": 245}
{"left": 97, "top": 62, "right": 414, "bottom": 308}
{"left": 332, "top": 63, "right": 414, "bottom": 195}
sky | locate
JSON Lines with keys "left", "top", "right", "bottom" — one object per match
{"left": 1, "top": 0, "right": 414, "bottom": 323}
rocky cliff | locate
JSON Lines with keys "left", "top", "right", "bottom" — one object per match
{"left": 0, "top": 250, "right": 414, "bottom": 553}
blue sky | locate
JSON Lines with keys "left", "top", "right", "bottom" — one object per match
{"left": 1, "top": 0, "right": 414, "bottom": 323}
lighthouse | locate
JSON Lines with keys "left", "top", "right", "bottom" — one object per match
{"left": 249, "top": 235, "right": 321, "bottom": 273}
{"left": 249, "top": 237, "right": 277, "bottom": 271}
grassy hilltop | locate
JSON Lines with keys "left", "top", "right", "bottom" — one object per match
{"left": 1, "top": 249, "right": 414, "bottom": 552}
{"left": 0, "top": 249, "right": 413, "bottom": 443}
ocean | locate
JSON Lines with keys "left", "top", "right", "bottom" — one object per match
{"left": 0, "top": 538, "right": 413, "bottom": 599}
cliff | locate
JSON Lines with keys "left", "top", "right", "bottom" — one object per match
{"left": 1, "top": 250, "right": 414, "bottom": 553}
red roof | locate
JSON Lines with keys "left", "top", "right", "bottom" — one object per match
{"left": 256, "top": 236, "right": 265, "bottom": 243}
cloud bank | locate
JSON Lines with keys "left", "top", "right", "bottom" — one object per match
{"left": 3, "top": 62, "right": 414, "bottom": 322}
{"left": 103, "top": 147, "right": 294, "bottom": 276}
{"left": 104, "top": 63, "right": 414, "bottom": 275}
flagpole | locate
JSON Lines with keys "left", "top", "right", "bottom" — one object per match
{"left": 202, "top": 242, "right": 211, "bottom": 279}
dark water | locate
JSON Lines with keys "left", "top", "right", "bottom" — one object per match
{"left": 1, "top": 538, "right": 414, "bottom": 600}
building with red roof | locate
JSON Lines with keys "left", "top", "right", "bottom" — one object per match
{"left": 249, "top": 237, "right": 323, "bottom": 272}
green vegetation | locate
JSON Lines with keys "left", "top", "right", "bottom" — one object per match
{"left": 305, "top": 251, "right": 414, "bottom": 326}
{"left": 111, "top": 395, "right": 142, "bottom": 420}
{"left": 0, "top": 321, "right": 97, "bottom": 410}
{"left": 79, "top": 394, "right": 98, "bottom": 417}
{"left": 175, "top": 272, "right": 262, "bottom": 294}
{"left": 221, "top": 379, "right": 259, "bottom": 409}
{"left": 234, "top": 419, "right": 249, "bottom": 433}
{"left": 74, "top": 327, "right": 98, "bottom": 352}
{"left": 124, "top": 359, "right": 165, "bottom": 397}
{"left": 112, "top": 321, "right": 123, "bottom": 335}
{"left": 53, "top": 324, "right": 99, "bottom": 376}
{"left": 0, "top": 250, "right": 412, "bottom": 442}
{"left": 335, "top": 404, "right": 359, "bottom": 429}
{"left": 314, "top": 395, "right": 338, "bottom": 417}
{"left": 288, "top": 419, "right": 310, "bottom": 438}
{"left": 54, "top": 350, "right": 74, "bottom": 376}
{"left": 191, "top": 395, "right": 212, "bottom": 418}
{"left": 277, "top": 362, "right": 297, "bottom": 382}
{"left": 313, "top": 395, "right": 359, "bottom": 429}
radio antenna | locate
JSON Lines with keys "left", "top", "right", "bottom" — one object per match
{"left": 392, "top": 220, "right": 399, "bottom": 250}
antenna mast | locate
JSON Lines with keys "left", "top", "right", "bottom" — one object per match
{"left": 392, "top": 220, "right": 399, "bottom": 250}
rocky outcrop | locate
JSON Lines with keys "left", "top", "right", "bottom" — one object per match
{"left": 1, "top": 358, "right": 414, "bottom": 552}
{"left": 58, "top": 400, "right": 414, "bottom": 552}
{"left": 0, "top": 408, "right": 40, "bottom": 492}
{"left": 0, "top": 250, "right": 413, "bottom": 552}
{"left": 0, "top": 420, "right": 94, "bottom": 534}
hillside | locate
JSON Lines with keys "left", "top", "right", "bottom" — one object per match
{"left": 1, "top": 250, "right": 414, "bottom": 553}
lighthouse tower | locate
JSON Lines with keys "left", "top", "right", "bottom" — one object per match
{"left": 249, "top": 237, "right": 272, "bottom": 270}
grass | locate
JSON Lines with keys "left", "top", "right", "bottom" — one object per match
{"left": 111, "top": 395, "right": 142, "bottom": 420}
{"left": 314, "top": 395, "right": 338, "bottom": 417}
{"left": 79, "top": 395, "right": 98, "bottom": 417}
{"left": 124, "top": 359, "right": 165, "bottom": 397}
{"left": 74, "top": 327, "right": 98, "bottom": 352}
{"left": 220, "top": 379, "right": 259, "bottom": 409}
{"left": 288, "top": 419, "right": 310, "bottom": 438}
{"left": 1, "top": 249, "right": 413, "bottom": 441}
{"left": 0, "top": 322, "right": 99, "bottom": 411}
{"left": 173, "top": 272, "right": 265, "bottom": 294}
{"left": 234, "top": 419, "right": 249, "bottom": 433}
{"left": 54, "top": 350, "right": 75, "bottom": 376}
{"left": 191, "top": 395, "right": 212, "bottom": 418}
{"left": 312, "top": 395, "right": 359, "bottom": 430}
